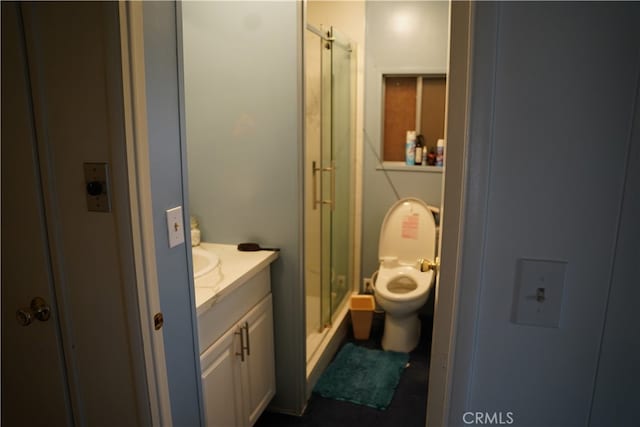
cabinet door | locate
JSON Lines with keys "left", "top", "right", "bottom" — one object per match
{"left": 241, "top": 294, "right": 276, "bottom": 426}
{"left": 200, "top": 326, "right": 244, "bottom": 427}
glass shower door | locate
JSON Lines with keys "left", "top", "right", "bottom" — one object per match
{"left": 317, "top": 26, "right": 354, "bottom": 330}
{"left": 305, "top": 24, "right": 354, "bottom": 363}
{"left": 328, "top": 27, "right": 353, "bottom": 317}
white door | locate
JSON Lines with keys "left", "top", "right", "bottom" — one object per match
{"left": 3, "top": 2, "right": 156, "bottom": 425}
{"left": 1, "top": 3, "right": 73, "bottom": 424}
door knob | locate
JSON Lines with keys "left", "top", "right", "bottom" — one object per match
{"left": 16, "top": 308, "right": 33, "bottom": 326}
{"left": 31, "top": 297, "right": 51, "bottom": 321}
{"left": 15, "top": 297, "right": 51, "bottom": 326}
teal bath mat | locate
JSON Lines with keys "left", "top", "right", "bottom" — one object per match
{"left": 313, "top": 343, "right": 409, "bottom": 410}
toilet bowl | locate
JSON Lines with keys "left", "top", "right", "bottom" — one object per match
{"left": 373, "top": 198, "right": 437, "bottom": 352}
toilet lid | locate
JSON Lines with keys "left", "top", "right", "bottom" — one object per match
{"left": 378, "top": 198, "right": 437, "bottom": 263}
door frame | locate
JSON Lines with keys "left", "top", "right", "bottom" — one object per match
{"left": 115, "top": 1, "right": 489, "bottom": 424}
{"left": 117, "top": 2, "right": 173, "bottom": 424}
{"left": 426, "top": 2, "right": 475, "bottom": 424}
{"left": 427, "top": 2, "right": 499, "bottom": 426}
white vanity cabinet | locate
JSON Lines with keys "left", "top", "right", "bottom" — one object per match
{"left": 200, "top": 294, "right": 275, "bottom": 427}
{"left": 195, "top": 245, "right": 278, "bottom": 427}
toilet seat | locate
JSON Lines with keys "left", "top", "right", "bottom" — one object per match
{"left": 378, "top": 198, "right": 437, "bottom": 264}
{"left": 376, "top": 265, "right": 434, "bottom": 302}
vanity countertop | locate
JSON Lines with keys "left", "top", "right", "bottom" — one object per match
{"left": 194, "top": 243, "right": 278, "bottom": 316}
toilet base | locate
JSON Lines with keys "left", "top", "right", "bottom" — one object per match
{"left": 381, "top": 313, "right": 421, "bottom": 353}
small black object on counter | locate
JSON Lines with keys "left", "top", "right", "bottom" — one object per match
{"left": 237, "top": 242, "right": 280, "bottom": 252}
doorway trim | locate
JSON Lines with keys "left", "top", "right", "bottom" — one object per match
{"left": 425, "top": 2, "right": 474, "bottom": 424}
{"left": 427, "top": 2, "right": 501, "bottom": 426}
{"left": 118, "top": 2, "right": 173, "bottom": 425}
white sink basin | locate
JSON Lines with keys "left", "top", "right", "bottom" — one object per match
{"left": 193, "top": 246, "right": 220, "bottom": 280}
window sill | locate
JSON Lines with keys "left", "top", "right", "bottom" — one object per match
{"left": 376, "top": 162, "right": 443, "bottom": 173}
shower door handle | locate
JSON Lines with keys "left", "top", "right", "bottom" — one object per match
{"left": 312, "top": 160, "right": 335, "bottom": 210}
{"left": 312, "top": 161, "right": 320, "bottom": 210}
{"left": 329, "top": 160, "right": 335, "bottom": 211}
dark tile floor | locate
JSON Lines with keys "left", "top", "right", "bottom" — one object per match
{"left": 256, "top": 313, "right": 432, "bottom": 427}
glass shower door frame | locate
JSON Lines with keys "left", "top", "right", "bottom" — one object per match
{"left": 327, "top": 26, "right": 353, "bottom": 322}
{"left": 318, "top": 26, "right": 354, "bottom": 329}
{"left": 319, "top": 32, "right": 332, "bottom": 329}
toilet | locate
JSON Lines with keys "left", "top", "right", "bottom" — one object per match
{"left": 374, "top": 197, "right": 437, "bottom": 353}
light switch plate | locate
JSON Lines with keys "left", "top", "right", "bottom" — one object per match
{"left": 166, "top": 206, "right": 185, "bottom": 248}
{"left": 512, "top": 258, "right": 567, "bottom": 328}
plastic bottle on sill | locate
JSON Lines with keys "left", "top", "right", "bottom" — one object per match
{"left": 405, "top": 130, "right": 416, "bottom": 166}
{"left": 436, "top": 138, "right": 445, "bottom": 167}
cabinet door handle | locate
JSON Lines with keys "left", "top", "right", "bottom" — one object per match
{"left": 243, "top": 322, "right": 250, "bottom": 356}
{"left": 235, "top": 327, "right": 245, "bottom": 362}
{"left": 235, "top": 322, "right": 250, "bottom": 361}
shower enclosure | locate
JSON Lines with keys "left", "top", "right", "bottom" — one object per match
{"left": 304, "top": 24, "right": 355, "bottom": 373}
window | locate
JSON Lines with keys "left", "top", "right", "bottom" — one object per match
{"left": 382, "top": 75, "right": 446, "bottom": 162}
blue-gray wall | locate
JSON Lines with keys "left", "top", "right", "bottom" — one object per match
{"left": 143, "top": 2, "right": 202, "bottom": 425}
{"left": 361, "top": 1, "right": 449, "bottom": 280}
{"left": 181, "top": 1, "right": 304, "bottom": 414}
